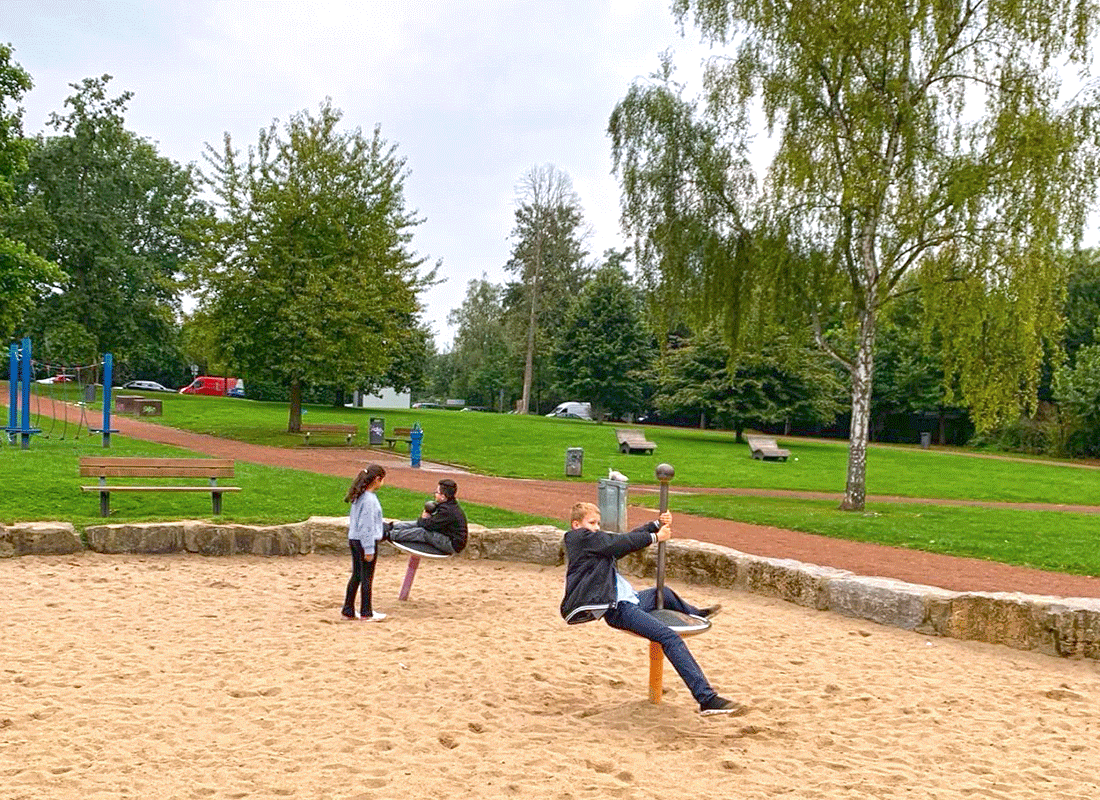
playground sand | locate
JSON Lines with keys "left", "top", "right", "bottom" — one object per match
{"left": 2, "top": 552, "right": 1098, "bottom": 799}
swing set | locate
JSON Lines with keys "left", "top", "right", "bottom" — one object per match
{"left": 5, "top": 337, "right": 117, "bottom": 450}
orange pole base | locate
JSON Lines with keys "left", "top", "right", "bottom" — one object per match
{"left": 648, "top": 641, "right": 663, "bottom": 704}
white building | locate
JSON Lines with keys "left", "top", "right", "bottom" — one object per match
{"left": 349, "top": 388, "right": 411, "bottom": 409}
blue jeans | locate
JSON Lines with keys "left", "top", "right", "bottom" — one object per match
{"left": 603, "top": 587, "right": 716, "bottom": 705}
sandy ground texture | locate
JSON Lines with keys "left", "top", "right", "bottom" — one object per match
{"left": 2, "top": 553, "right": 1099, "bottom": 800}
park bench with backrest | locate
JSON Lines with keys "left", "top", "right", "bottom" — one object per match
{"left": 300, "top": 423, "right": 358, "bottom": 445}
{"left": 79, "top": 456, "right": 240, "bottom": 517}
{"left": 615, "top": 428, "right": 657, "bottom": 455}
{"left": 384, "top": 426, "right": 414, "bottom": 450}
{"left": 744, "top": 435, "right": 791, "bottom": 461}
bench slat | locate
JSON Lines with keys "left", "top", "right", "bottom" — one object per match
{"left": 80, "top": 486, "right": 242, "bottom": 492}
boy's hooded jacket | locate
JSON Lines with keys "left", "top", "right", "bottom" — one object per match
{"left": 559, "top": 520, "right": 660, "bottom": 624}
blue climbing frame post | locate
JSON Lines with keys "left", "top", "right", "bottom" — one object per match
{"left": 18, "top": 337, "right": 35, "bottom": 450}
{"left": 101, "top": 353, "right": 114, "bottom": 448}
{"left": 7, "top": 342, "right": 17, "bottom": 442}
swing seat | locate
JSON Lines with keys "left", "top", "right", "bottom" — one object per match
{"left": 389, "top": 539, "right": 455, "bottom": 601}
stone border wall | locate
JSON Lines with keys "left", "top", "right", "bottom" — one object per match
{"left": 4, "top": 518, "right": 1100, "bottom": 660}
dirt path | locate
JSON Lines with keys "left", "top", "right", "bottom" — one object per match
{"left": 10, "top": 397, "right": 1100, "bottom": 598}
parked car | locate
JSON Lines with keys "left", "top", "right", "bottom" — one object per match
{"left": 179, "top": 376, "right": 245, "bottom": 397}
{"left": 121, "top": 380, "right": 173, "bottom": 393}
{"left": 35, "top": 374, "right": 74, "bottom": 384}
{"left": 545, "top": 401, "right": 593, "bottom": 420}
{"left": 460, "top": 406, "right": 491, "bottom": 412}
{"left": 411, "top": 402, "right": 444, "bottom": 409}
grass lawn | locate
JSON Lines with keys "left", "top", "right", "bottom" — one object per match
{"left": 659, "top": 493, "right": 1100, "bottom": 577}
{"left": 78, "top": 390, "right": 1100, "bottom": 505}
{"left": 6, "top": 389, "right": 1100, "bottom": 577}
{"left": 0, "top": 433, "right": 557, "bottom": 531}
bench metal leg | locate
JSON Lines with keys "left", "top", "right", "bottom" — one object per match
{"left": 211, "top": 491, "right": 222, "bottom": 515}
{"left": 100, "top": 491, "right": 110, "bottom": 517}
{"left": 398, "top": 555, "right": 421, "bottom": 601}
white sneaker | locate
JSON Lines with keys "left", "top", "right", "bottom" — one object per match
{"left": 362, "top": 611, "right": 387, "bottom": 622}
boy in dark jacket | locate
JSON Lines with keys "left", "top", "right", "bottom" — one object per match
{"left": 386, "top": 479, "right": 468, "bottom": 554}
{"left": 560, "top": 502, "right": 746, "bottom": 716}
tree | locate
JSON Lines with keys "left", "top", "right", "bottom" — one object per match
{"left": 447, "top": 275, "right": 513, "bottom": 410}
{"left": 195, "top": 100, "right": 433, "bottom": 431}
{"left": 656, "top": 325, "right": 844, "bottom": 439}
{"left": 505, "top": 164, "right": 591, "bottom": 413}
{"left": 550, "top": 252, "right": 655, "bottom": 421}
{"left": 11, "top": 75, "right": 199, "bottom": 382}
{"left": 0, "top": 43, "right": 64, "bottom": 341}
{"left": 1054, "top": 339, "right": 1100, "bottom": 456}
{"left": 612, "top": 1, "right": 1100, "bottom": 509}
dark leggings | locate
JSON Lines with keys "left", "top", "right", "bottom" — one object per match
{"left": 342, "top": 539, "right": 376, "bottom": 617}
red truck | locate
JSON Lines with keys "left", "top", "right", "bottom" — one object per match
{"left": 179, "top": 376, "right": 245, "bottom": 397}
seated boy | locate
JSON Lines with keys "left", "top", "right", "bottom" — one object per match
{"left": 559, "top": 502, "right": 747, "bottom": 716}
{"left": 385, "top": 478, "right": 468, "bottom": 555}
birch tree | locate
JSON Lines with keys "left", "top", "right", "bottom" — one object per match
{"left": 612, "top": 0, "right": 1100, "bottom": 509}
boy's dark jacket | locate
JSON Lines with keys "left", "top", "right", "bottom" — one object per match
{"left": 559, "top": 520, "right": 660, "bottom": 624}
{"left": 421, "top": 498, "right": 469, "bottom": 552}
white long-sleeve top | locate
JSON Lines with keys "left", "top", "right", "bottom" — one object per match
{"left": 348, "top": 491, "right": 384, "bottom": 555}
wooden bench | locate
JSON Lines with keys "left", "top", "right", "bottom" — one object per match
{"left": 384, "top": 426, "right": 414, "bottom": 450}
{"left": 79, "top": 457, "right": 240, "bottom": 517}
{"left": 745, "top": 435, "right": 791, "bottom": 461}
{"left": 300, "top": 423, "right": 358, "bottom": 444}
{"left": 615, "top": 428, "right": 657, "bottom": 455}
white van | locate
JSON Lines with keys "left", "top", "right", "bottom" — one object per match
{"left": 546, "top": 401, "right": 593, "bottom": 420}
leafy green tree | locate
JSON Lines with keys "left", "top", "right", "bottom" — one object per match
{"left": 657, "top": 325, "right": 844, "bottom": 439}
{"left": 1054, "top": 338, "right": 1100, "bottom": 456}
{"left": 550, "top": 253, "right": 655, "bottom": 421}
{"left": 0, "top": 43, "right": 64, "bottom": 341}
{"left": 613, "top": 1, "right": 1100, "bottom": 509}
{"left": 505, "top": 164, "right": 591, "bottom": 413}
{"left": 11, "top": 75, "right": 199, "bottom": 382}
{"left": 1062, "top": 249, "right": 1100, "bottom": 364}
{"left": 195, "top": 100, "right": 433, "bottom": 431}
{"left": 447, "top": 275, "right": 513, "bottom": 410}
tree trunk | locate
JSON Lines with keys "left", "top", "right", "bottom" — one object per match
{"left": 840, "top": 309, "right": 875, "bottom": 511}
{"left": 287, "top": 379, "right": 303, "bottom": 433}
{"left": 518, "top": 253, "right": 541, "bottom": 415}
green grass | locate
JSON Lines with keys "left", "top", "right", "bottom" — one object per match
{"left": 94, "top": 390, "right": 1100, "bottom": 505}
{"left": 0, "top": 433, "right": 557, "bottom": 531}
{"left": 7, "top": 388, "right": 1100, "bottom": 576}
{"left": 659, "top": 493, "right": 1100, "bottom": 577}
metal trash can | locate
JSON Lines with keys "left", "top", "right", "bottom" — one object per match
{"left": 369, "top": 417, "right": 385, "bottom": 446}
{"left": 565, "top": 447, "right": 584, "bottom": 477}
{"left": 920, "top": 432, "right": 931, "bottom": 449}
{"left": 597, "top": 478, "right": 628, "bottom": 532}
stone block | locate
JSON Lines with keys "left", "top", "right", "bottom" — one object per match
{"left": 0, "top": 522, "right": 83, "bottom": 557}
{"left": 305, "top": 516, "right": 349, "bottom": 554}
{"left": 85, "top": 522, "right": 185, "bottom": 554}
{"left": 826, "top": 575, "right": 956, "bottom": 631}
{"left": 941, "top": 593, "right": 1061, "bottom": 655}
{"left": 465, "top": 525, "right": 563, "bottom": 565}
{"left": 736, "top": 555, "right": 845, "bottom": 609}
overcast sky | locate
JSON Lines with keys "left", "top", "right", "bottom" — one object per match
{"left": 3, "top": 0, "right": 718, "bottom": 348}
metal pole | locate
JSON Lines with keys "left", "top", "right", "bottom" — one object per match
{"left": 7, "top": 343, "right": 17, "bottom": 441}
{"left": 102, "top": 353, "right": 113, "bottom": 448}
{"left": 654, "top": 463, "right": 674, "bottom": 610}
{"left": 19, "top": 338, "right": 31, "bottom": 449}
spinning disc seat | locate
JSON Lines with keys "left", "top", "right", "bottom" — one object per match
{"left": 389, "top": 538, "right": 454, "bottom": 600}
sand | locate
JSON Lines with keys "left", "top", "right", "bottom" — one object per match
{"left": 2, "top": 553, "right": 1099, "bottom": 800}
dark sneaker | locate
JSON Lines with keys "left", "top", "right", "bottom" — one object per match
{"left": 698, "top": 604, "right": 722, "bottom": 619}
{"left": 341, "top": 610, "right": 356, "bottom": 620}
{"left": 699, "top": 696, "right": 748, "bottom": 716}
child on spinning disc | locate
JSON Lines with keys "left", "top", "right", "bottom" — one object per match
{"left": 560, "top": 502, "right": 747, "bottom": 716}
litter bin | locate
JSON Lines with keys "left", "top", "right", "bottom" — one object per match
{"left": 920, "top": 432, "right": 931, "bottom": 450}
{"left": 369, "top": 417, "right": 385, "bottom": 446}
{"left": 597, "top": 478, "right": 628, "bottom": 532}
{"left": 565, "top": 447, "right": 584, "bottom": 477}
